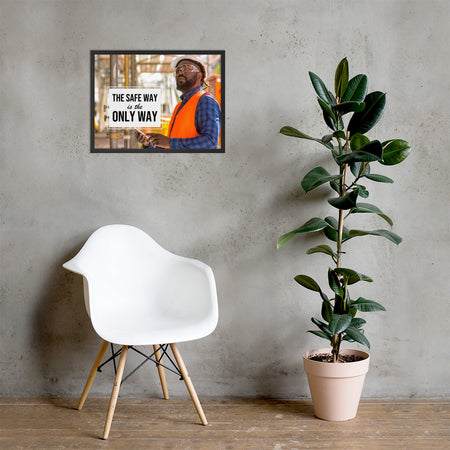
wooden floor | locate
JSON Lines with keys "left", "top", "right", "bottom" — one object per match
{"left": 1, "top": 397, "right": 449, "bottom": 449}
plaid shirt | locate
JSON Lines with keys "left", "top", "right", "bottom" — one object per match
{"left": 169, "top": 86, "right": 221, "bottom": 149}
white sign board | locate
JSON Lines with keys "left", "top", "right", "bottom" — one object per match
{"left": 108, "top": 88, "right": 161, "bottom": 128}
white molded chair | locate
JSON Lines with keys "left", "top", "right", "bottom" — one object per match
{"left": 63, "top": 224, "right": 218, "bottom": 439}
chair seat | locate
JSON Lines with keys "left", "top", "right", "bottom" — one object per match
{"left": 92, "top": 314, "right": 216, "bottom": 346}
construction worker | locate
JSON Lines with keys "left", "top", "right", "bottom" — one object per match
{"left": 135, "top": 55, "right": 221, "bottom": 149}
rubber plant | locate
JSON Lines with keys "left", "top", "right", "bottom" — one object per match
{"left": 278, "top": 58, "right": 411, "bottom": 362}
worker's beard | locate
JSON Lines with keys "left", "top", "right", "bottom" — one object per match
{"left": 176, "top": 73, "right": 197, "bottom": 92}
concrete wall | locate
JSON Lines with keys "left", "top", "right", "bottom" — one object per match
{"left": 1, "top": 0, "right": 449, "bottom": 399}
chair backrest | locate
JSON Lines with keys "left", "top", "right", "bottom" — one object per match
{"left": 63, "top": 225, "right": 218, "bottom": 340}
{"left": 64, "top": 224, "right": 169, "bottom": 278}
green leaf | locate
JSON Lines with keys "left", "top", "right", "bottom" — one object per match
{"left": 318, "top": 97, "right": 337, "bottom": 122}
{"left": 323, "top": 111, "right": 336, "bottom": 131}
{"left": 348, "top": 91, "right": 386, "bottom": 136}
{"left": 342, "top": 74, "right": 368, "bottom": 103}
{"left": 365, "top": 173, "right": 394, "bottom": 183}
{"left": 329, "top": 314, "right": 352, "bottom": 334}
{"left": 324, "top": 226, "right": 338, "bottom": 242}
{"left": 350, "top": 159, "right": 370, "bottom": 178}
{"left": 337, "top": 152, "right": 380, "bottom": 164}
{"left": 335, "top": 58, "right": 349, "bottom": 99}
{"left": 349, "top": 229, "right": 402, "bottom": 245}
{"left": 280, "top": 126, "right": 314, "bottom": 139}
{"left": 345, "top": 327, "right": 370, "bottom": 348}
{"left": 311, "top": 317, "right": 332, "bottom": 335}
{"left": 336, "top": 140, "right": 383, "bottom": 164}
{"left": 324, "top": 111, "right": 344, "bottom": 132}
{"left": 325, "top": 216, "right": 338, "bottom": 229}
{"left": 293, "top": 218, "right": 330, "bottom": 233}
{"left": 301, "top": 167, "right": 341, "bottom": 193}
{"left": 351, "top": 202, "right": 394, "bottom": 226}
{"left": 328, "top": 189, "right": 359, "bottom": 210}
{"left": 334, "top": 268, "right": 373, "bottom": 284}
{"left": 329, "top": 180, "right": 340, "bottom": 193}
{"left": 328, "top": 268, "right": 343, "bottom": 297}
{"left": 333, "top": 293, "right": 348, "bottom": 315}
{"left": 294, "top": 275, "right": 321, "bottom": 292}
{"left": 333, "top": 130, "right": 346, "bottom": 140}
{"left": 355, "top": 185, "right": 369, "bottom": 198}
{"left": 277, "top": 233, "right": 294, "bottom": 249}
{"left": 309, "top": 71, "right": 334, "bottom": 105}
{"left": 308, "top": 330, "right": 332, "bottom": 341}
{"left": 351, "top": 317, "right": 367, "bottom": 329}
{"left": 381, "top": 139, "right": 411, "bottom": 166}
{"left": 326, "top": 93, "right": 344, "bottom": 131}
{"left": 321, "top": 301, "right": 333, "bottom": 322}
{"left": 277, "top": 218, "right": 330, "bottom": 248}
{"left": 319, "top": 289, "right": 329, "bottom": 303}
{"left": 350, "top": 133, "right": 370, "bottom": 151}
{"left": 324, "top": 216, "right": 350, "bottom": 242}
{"left": 279, "top": 126, "right": 334, "bottom": 150}
{"left": 307, "top": 244, "right": 338, "bottom": 260}
{"left": 333, "top": 101, "right": 365, "bottom": 115}
{"left": 351, "top": 297, "right": 386, "bottom": 312}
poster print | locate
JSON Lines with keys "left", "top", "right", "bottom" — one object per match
{"left": 91, "top": 50, "right": 224, "bottom": 153}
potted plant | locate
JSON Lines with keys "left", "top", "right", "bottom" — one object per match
{"left": 278, "top": 58, "right": 410, "bottom": 421}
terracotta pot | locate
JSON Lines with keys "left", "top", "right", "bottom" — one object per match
{"left": 303, "top": 347, "right": 370, "bottom": 421}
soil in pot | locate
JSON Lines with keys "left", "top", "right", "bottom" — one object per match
{"left": 308, "top": 352, "right": 365, "bottom": 363}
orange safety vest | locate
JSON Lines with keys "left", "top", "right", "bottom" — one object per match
{"left": 168, "top": 90, "right": 207, "bottom": 139}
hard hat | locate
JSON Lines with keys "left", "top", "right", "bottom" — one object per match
{"left": 171, "top": 55, "right": 207, "bottom": 77}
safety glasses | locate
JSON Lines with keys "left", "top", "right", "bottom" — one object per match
{"left": 175, "top": 64, "right": 200, "bottom": 75}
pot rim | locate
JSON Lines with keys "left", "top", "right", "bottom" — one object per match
{"left": 303, "top": 347, "right": 370, "bottom": 363}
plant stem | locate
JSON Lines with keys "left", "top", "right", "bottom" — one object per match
{"left": 336, "top": 210, "right": 345, "bottom": 269}
{"left": 332, "top": 335, "right": 340, "bottom": 363}
{"left": 336, "top": 132, "right": 350, "bottom": 268}
{"left": 333, "top": 132, "right": 351, "bottom": 362}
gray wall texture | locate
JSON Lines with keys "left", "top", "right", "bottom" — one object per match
{"left": 1, "top": 0, "right": 449, "bottom": 399}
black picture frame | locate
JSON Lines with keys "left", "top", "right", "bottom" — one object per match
{"left": 90, "top": 50, "right": 225, "bottom": 153}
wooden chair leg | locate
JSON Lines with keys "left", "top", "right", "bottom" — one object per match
{"left": 153, "top": 345, "right": 169, "bottom": 400}
{"left": 102, "top": 345, "right": 128, "bottom": 440}
{"left": 170, "top": 343, "right": 208, "bottom": 426}
{"left": 77, "top": 340, "right": 109, "bottom": 410}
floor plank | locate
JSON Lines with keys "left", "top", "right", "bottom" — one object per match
{"left": 0, "top": 398, "right": 449, "bottom": 449}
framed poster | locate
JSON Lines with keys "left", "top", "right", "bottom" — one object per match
{"left": 91, "top": 50, "right": 224, "bottom": 153}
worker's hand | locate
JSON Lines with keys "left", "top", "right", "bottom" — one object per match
{"left": 147, "top": 133, "right": 170, "bottom": 149}
{"left": 135, "top": 129, "right": 151, "bottom": 147}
